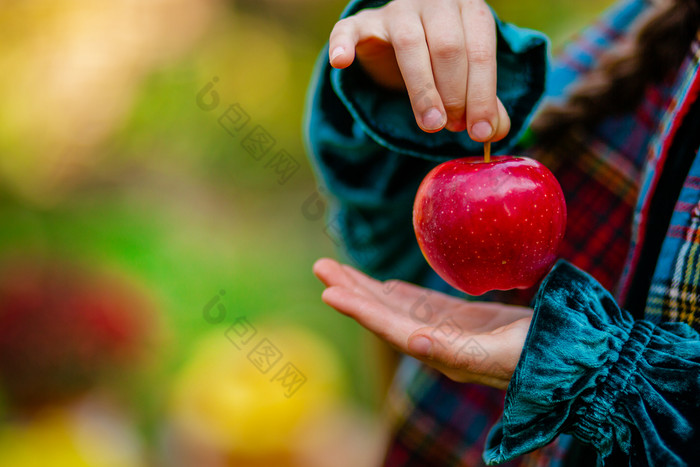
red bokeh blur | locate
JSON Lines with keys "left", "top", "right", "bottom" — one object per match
{"left": 0, "top": 255, "right": 153, "bottom": 410}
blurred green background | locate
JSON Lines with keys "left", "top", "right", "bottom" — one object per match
{"left": 0, "top": 0, "right": 613, "bottom": 465}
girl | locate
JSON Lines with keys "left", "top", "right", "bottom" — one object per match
{"left": 305, "top": 0, "right": 700, "bottom": 464}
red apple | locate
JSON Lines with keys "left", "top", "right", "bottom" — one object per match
{"left": 413, "top": 156, "right": 566, "bottom": 296}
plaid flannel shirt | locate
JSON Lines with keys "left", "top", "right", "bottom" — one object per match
{"left": 305, "top": 0, "right": 700, "bottom": 465}
{"left": 383, "top": 1, "right": 700, "bottom": 465}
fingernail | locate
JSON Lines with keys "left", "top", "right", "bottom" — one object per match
{"left": 471, "top": 121, "right": 493, "bottom": 141}
{"left": 422, "top": 107, "right": 445, "bottom": 131}
{"left": 409, "top": 336, "right": 432, "bottom": 357}
{"left": 330, "top": 47, "right": 344, "bottom": 62}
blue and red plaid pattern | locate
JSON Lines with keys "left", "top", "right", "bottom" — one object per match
{"left": 383, "top": 1, "right": 700, "bottom": 465}
{"left": 617, "top": 34, "right": 700, "bottom": 306}
{"left": 384, "top": 361, "right": 517, "bottom": 467}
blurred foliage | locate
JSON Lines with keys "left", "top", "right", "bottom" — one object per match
{"left": 0, "top": 0, "right": 614, "bottom": 463}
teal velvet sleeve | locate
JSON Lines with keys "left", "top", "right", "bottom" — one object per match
{"left": 484, "top": 261, "right": 700, "bottom": 466}
{"left": 303, "top": 0, "right": 548, "bottom": 282}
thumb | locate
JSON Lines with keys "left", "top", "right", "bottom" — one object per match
{"left": 328, "top": 11, "right": 386, "bottom": 69}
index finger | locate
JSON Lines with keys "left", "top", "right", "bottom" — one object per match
{"left": 462, "top": 2, "right": 499, "bottom": 141}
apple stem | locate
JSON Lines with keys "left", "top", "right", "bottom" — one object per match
{"left": 484, "top": 142, "right": 491, "bottom": 163}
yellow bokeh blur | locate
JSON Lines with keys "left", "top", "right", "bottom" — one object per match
{"left": 0, "top": 405, "right": 143, "bottom": 467}
{"left": 169, "top": 325, "right": 344, "bottom": 456}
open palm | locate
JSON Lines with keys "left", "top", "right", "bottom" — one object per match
{"left": 313, "top": 258, "right": 533, "bottom": 390}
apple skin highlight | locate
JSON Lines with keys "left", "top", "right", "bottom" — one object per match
{"left": 413, "top": 156, "right": 567, "bottom": 296}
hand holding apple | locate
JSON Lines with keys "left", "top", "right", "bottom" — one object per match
{"left": 413, "top": 155, "right": 566, "bottom": 295}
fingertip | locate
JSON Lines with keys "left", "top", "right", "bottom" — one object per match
{"left": 468, "top": 119, "right": 495, "bottom": 142}
{"left": 419, "top": 107, "right": 447, "bottom": 133}
{"left": 329, "top": 44, "right": 356, "bottom": 69}
{"left": 329, "top": 46, "right": 346, "bottom": 68}
{"left": 407, "top": 334, "right": 433, "bottom": 359}
{"left": 331, "top": 46, "right": 344, "bottom": 61}
{"left": 321, "top": 286, "right": 358, "bottom": 318}
{"left": 329, "top": 15, "right": 360, "bottom": 68}
{"left": 312, "top": 257, "right": 332, "bottom": 275}
{"left": 321, "top": 285, "right": 342, "bottom": 305}
{"left": 313, "top": 257, "right": 339, "bottom": 286}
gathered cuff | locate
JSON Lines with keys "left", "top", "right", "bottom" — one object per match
{"left": 573, "top": 319, "right": 653, "bottom": 448}
{"left": 482, "top": 260, "right": 700, "bottom": 465}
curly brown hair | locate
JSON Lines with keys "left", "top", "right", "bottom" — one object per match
{"left": 532, "top": 0, "right": 700, "bottom": 144}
